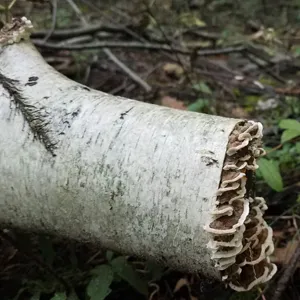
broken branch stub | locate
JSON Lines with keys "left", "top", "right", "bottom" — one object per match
{"left": 0, "top": 18, "right": 276, "bottom": 292}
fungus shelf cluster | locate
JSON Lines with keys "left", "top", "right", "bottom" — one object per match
{"left": 204, "top": 121, "right": 277, "bottom": 291}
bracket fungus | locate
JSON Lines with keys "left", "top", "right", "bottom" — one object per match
{"left": 204, "top": 121, "right": 277, "bottom": 291}
{"left": 0, "top": 17, "right": 33, "bottom": 45}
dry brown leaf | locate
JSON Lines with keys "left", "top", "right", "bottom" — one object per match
{"left": 272, "top": 239, "right": 300, "bottom": 267}
{"left": 161, "top": 96, "right": 187, "bottom": 110}
{"left": 273, "top": 230, "right": 286, "bottom": 239}
{"left": 173, "top": 278, "right": 197, "bottom": 300}
{"left": 231, "top": 107, "right": 249, "bottom": 118}
{"left": 163, "top": 63, "right": 184, "bottom": 79}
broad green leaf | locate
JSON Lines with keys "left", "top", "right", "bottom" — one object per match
{"left": 193, "top": 82, "right": 212, "bottom": 94}
{"left": 279, "top": 119, "right": 300, "bottom": 131}
{"left": 50, "top": 292, "right": 67, "bottom": 300}
{"left": 293, "top": 46, "right": 300, "bottom": 57}
{"left": 87, "top": 265, "right": 113, "bottom": 300}
{"left": 258, "top": 158, "right": 283, "bottom": 192}
{"left": 281, "top": 129, "right": 300, "bottom": 143}
{"left": 90, "top": 264, "right": 112, "bottom": 276}
{"left": 110, "top": 256, "right": 148, "bottom": 295}
{"left": 187, "top": 99, "right": 209, "bottom": 112}
{"left": 106, "top": 250, "right": 114, "bottom": 262}
{"left": 296, "top": 142, "right": 300, "bottom": 153}
{"left": 38, "top": 235, "right": 55, "bottom": 266}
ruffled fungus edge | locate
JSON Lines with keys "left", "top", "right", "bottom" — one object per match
{"left": 204, "top": 120, "right": 277, "bottom": 292}
{"left": 0, "top": 17, "right": 33, "bottom": 45}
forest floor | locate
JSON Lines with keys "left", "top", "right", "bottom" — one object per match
{"left": 0, "top": 0, "right": 300, "bottom": 299}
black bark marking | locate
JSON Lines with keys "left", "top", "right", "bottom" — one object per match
{"left": 201, "top": 156, "right": 219, "bottom": 167}
{"left": 25, "top": 81, "right": 37, "bottom": 86}
{"left": 25, "top": 76, "right": 39, "bottom": 86}
{"left": 81, "top": 128, "right": 87, "bottom": 138}
{"left": 71, "top": 109, "right": 80, "bottom": 117}
{"left": 86, "top": 137, "right": 92, "bottom": 145}
{"left": 120, "top": 107, "right": 133, "bottom": 120}
{"left": 0, "top": 73, "right": 57, "bottom": 156}
{"left": 95, "top": 132, "right": 101, "bottom": 144}
{"left": 28, "top": 76, "right": 39, "bottom": 82}
{"left": 73, "top": 85, "right": 90, "bottom": 92}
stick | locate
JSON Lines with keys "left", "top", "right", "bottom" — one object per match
{"left": 31, "top": 23, "right": 125, "bottom": 39}
{"left": 43, "top": 0, "right": 58, "bottom": 42}
{"left": 65, "top": 0, "right": 88, "bottom": 27}
{"left": 271, "top": 239, "right": 300, "bottom": 300}
{"left": 103, "top": 48, "right": 152, "bottom": 92}
{"left": 32, "top": 39, "right": 190, "bottom": 53}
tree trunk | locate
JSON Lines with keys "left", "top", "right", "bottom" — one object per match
{"left": 0, "top": 18, "right": 276, "bottom": 292}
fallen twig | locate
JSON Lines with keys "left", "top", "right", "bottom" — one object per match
{"left": 32, "top": 39, "right": 190, "bottom": 53}
{"left": 196, "top": 45, "right": 246, "bottom": 56}
{"left": 271, "top": 238, "right": 300, "bottom": 300}
{"left": 65, "top": 0, "right": 88, "bottom": 26}
{"left": 103, "top": 48, "right": 152, "bottom": 92}
{"left": 31, "top": 23, "right": 125, "bottom": 39}
{"left": 33, "top": 39, "right": 247, "bottom": 57}
{"left": 62, "top": 2, "right": 151, "bottom": 92}
{"left": 43, "top": 0, "right": 58, "bottom": 42}
{"left": 244, "top": 51, "right": 286, "bottom": 84}
{"left": 57, "top": 35, "right": 93, "bottom": 45}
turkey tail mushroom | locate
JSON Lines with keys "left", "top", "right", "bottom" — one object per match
{"left": 204, "top": 121, "right": 277, "bottom": 291}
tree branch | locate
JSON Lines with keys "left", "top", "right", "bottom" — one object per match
{"left": 0, "top": 18, "right": 277, "bottom": 293}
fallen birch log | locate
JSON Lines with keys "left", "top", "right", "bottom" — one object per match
{"left": 0, "top": 18, "right": 277, "bottom": 292}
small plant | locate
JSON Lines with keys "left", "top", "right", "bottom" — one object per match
{"left": 188, "top": 81, "right": 215, "bottom": 114}
{"left": 258, "top": 118, "right": 300, "bottom": 191}
{"left": 86, "top": 251, "right": 164, "bottom": 300}
{"left": 0, "top": 0, "right": 17, "bottom": 24}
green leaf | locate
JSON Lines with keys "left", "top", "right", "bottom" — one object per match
{"left": 193, "top": 82, "right": 212, "bottom": 94}
{"left": 258, "top": 158, "right": 284, "bottom": 192}
{"left": 50, "top": 292, "right": 67, "bottom": 300}
{"left": 110, "top": 257, "right": 148, "bottom": 295}
{"left": 281, "top": 129, "right": 300, "bottom": 143}
{"left": 187, "top": 99, "right": 209, "bottom": 112}
{"left": 106, "top": 250, "right": 114, "bottom": 262}
{"left": 87, "top": 265, "right": 113, "bottom": 300}
{"left": 296, "top": 142, "right": 300, "bottom": 153}
{"left": 293, "top": 46, "right": 300, "bottom": 57}
{"left": 279, "top": 119, "right": 300, "bottom": 131}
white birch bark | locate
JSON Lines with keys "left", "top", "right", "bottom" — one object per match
{"left": 0, "top": 40, "right": 239, "bottom": 279}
